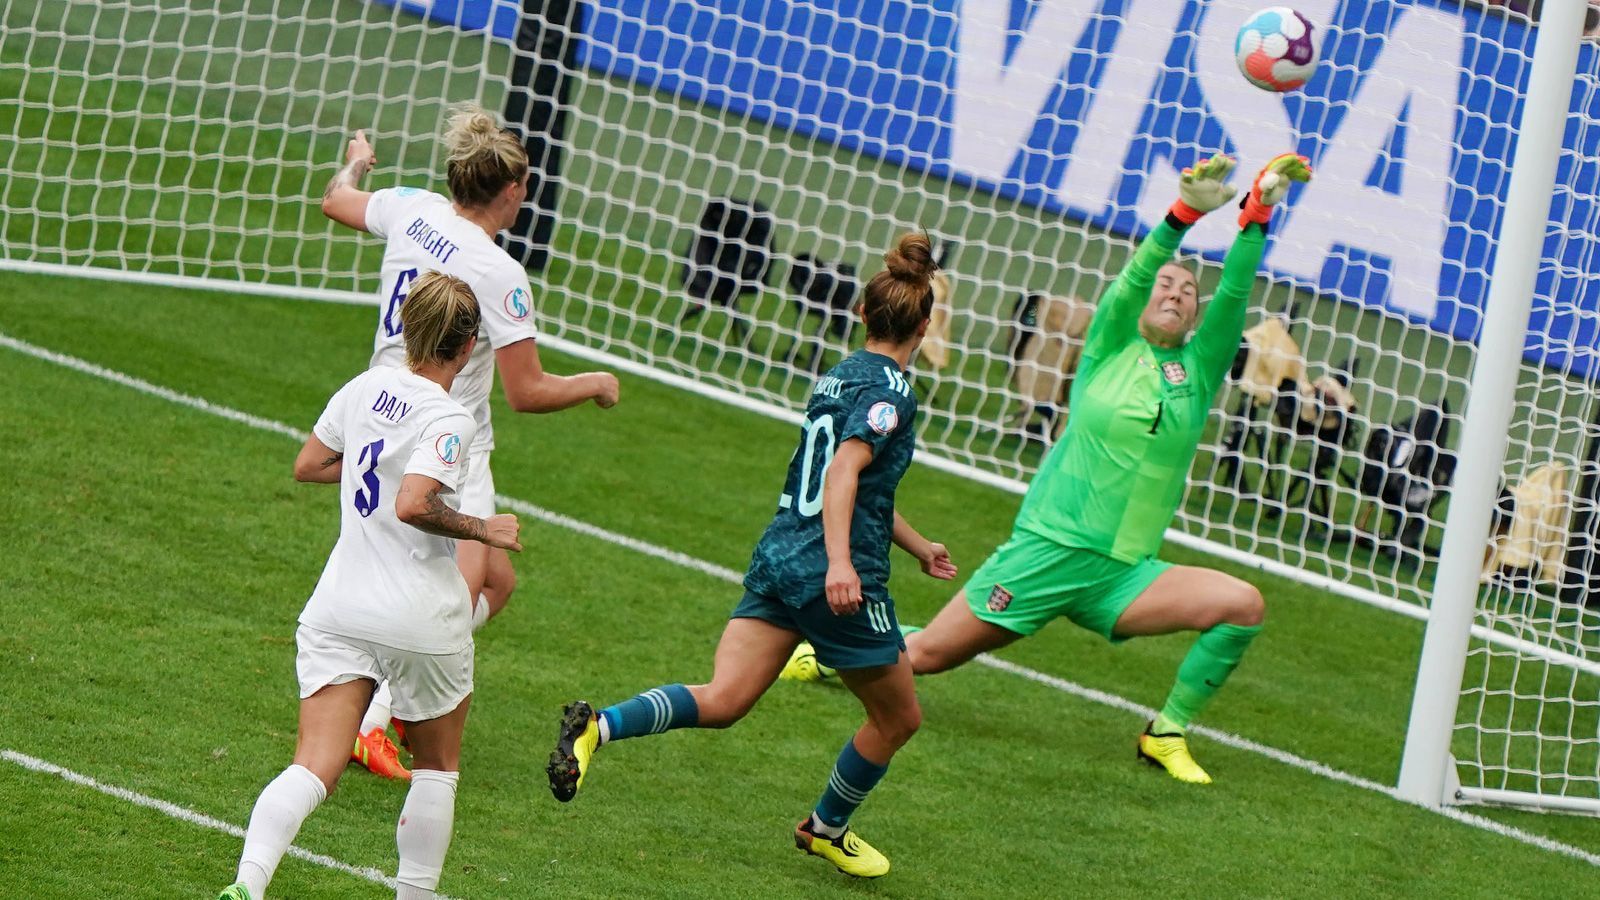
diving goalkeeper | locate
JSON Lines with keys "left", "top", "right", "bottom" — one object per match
{"left": 785, "top": 153, "right": 1312, "bottom": 784}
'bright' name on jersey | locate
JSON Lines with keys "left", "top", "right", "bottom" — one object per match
{"left": 404, "top": 216, "right": 461, "bottom": 264}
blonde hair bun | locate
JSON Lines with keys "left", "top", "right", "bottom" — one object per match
{"left": 441, "top": 103, "right": 527, "bottom": 207}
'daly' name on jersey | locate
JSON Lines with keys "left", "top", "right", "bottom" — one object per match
{"left": 744, "top": 350, "right": 918, "bottom": 607}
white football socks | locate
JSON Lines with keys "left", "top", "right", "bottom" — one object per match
{"left": 361, "top": 681, "right": 394, "bottom": 735}
{"left": 395, "top": 769, "right": 460, "bottom": 898}
{"left": 471, "top": 594, "right": 491, "bottom": 631}
{"left": 237, "top": 764, "right": 327, "bottom": 897}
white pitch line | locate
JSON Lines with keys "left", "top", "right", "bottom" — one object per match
{"left": 0, "top": 749, "right": 414, "bottom": 893}
{"left": 5, "top": 330, "right": 1600, "bottom": 871}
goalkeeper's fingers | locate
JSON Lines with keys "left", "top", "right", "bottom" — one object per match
{"left": 1206, "top": 153, "right": 1238, "bottom": 182}
{"left": 1266, "top": 152, "right": 1313, "bottom": 184}
{"left": 1183, "top": 153, "right": 1236, "bottom": 183}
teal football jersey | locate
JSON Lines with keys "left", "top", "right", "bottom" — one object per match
{"left": 744, "top": 350, "right": 918, "bottom": 606}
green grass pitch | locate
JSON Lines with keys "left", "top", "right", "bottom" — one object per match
{"left": 5, "top": 0, "right": 1600, "bottom": 895}
{"left": 1, "top": 272, "right": 1597, "bottom": 898}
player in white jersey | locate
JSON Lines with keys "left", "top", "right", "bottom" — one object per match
{"left": 218, "top": 273, "right": 521, "bottom": 900}
{"left": 321, "top": 106, "right": 619, "bottom": 777}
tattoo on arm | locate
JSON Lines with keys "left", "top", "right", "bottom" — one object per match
{"left": 406, "top": 483, "right": 487, "bottom": 543}
{"left": 321, "top": 453, "right": 341, "bottom": 469}
{"left": 323, "top": 156, "right": 372, "bottom": 203}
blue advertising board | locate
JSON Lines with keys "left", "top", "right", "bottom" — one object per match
{"left": 376, "top": 0, "right": 1600, "bottom": 377}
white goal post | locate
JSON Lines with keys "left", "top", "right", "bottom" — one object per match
{"left": 1399, "top": 0, "right": 1597, "bottom": 814}
{"left": 4, "top": 0, "right": 1600, "bottom": 813}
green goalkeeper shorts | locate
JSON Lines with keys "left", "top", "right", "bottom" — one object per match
{"left": 963, "top": 529, "right": 1171, "bottom": 641}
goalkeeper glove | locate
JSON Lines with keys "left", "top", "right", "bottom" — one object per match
{"left": 1169, "top": 154, "right": 1238, "bottom": 225}
{"left": 1239, "top": 153, "right": 1313, "bottom": 228}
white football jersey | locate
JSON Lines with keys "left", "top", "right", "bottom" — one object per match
{"left": 365, "top": 187, "right": 538, "bottom": 455}
{"left": 299, "top": 366, "right": 479, "bottom": 655}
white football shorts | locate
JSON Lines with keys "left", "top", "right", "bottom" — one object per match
{"left": 295, "top": 625, "right": 473, "bottom": 722}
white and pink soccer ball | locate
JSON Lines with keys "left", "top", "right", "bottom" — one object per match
{"left": 1235, "top": 7, "right": 1321, "bottom": 92}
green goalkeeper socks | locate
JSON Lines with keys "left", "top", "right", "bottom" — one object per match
{"left": 1155, "top": 622, "right": 1263, "bottom": 733}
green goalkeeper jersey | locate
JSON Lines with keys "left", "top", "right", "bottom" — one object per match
{"left": 1014, "top": 220, "right": 1267, "bottom": 562}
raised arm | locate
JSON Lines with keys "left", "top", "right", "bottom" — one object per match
{"left": 1190, "top": 154, "right": 1313, "bottom": 382}
{"left": 1082, "top": 154, "right": 1238, "bottom": 361}
{"left": 1188, "top": 226, "right": 1266, "bottom": 374}
{"left": 321, "top": 130, "right": 377, "bottom": 232}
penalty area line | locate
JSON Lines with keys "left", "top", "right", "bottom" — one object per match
{"left": 5, "top": 331, "right": 1599, "bottom": 871}
{"left": 0, "top": 749, "right": 444, "bottom": 895}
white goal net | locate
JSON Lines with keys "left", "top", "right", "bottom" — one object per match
{"left": 4, "top": 0, "right": 1599, "bottom": 810}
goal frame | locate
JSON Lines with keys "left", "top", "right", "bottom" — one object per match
{"left": 1396, "top": 0, "right": 1596, "bottom": 815}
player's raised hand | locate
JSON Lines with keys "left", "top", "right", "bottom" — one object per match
{"left": 825, "top": 560, "right": 863, "bottom": 616}
{"left": 347, "top": 129, "right": 377, "bottom": 168}
{"left": 1240, "top": 153, "right": 1312, "bottom": 227}
{"left": 485, "top": 513, "right": 523, "bottom": 551}
{"left": 590, "top": 372, "right": 621, "bottom": 409}
{"left": 919, "top": 542, "right": 958, "bottom": 581}
{"left": 1170, "top": 153, "right": 1238, "bottom": 224}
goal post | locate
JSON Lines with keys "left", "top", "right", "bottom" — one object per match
{"left": 1396, "top": 0, "right": 1591, "bottom": 813}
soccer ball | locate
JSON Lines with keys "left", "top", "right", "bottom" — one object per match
{"left": 1235, "top": 7, "right": 1320, "bottom": 92}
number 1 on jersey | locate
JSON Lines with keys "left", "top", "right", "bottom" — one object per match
{"left": 780, "top": 413, "right": 836, "bottom": 518}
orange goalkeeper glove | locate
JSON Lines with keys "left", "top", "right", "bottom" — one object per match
{"left": 1239, "top": 153, "right": 1313, "bottom": 228}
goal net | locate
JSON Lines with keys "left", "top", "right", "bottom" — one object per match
{"left": 1450, "top": 26, "right": 1600, "bottom": 812}
{"left": 3, "top": 0, "right": 1598, "bottom": 810}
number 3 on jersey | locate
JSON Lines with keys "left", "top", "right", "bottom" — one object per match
{"left": 780, "top": 414, "right": 836, "bottom": 517}
{"left": 382, "top": 268, "right": 419, "bottom": 337}
{"left": 353, "top": 439, "right": 385, "bottom": 517}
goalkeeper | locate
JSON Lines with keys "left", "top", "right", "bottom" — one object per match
{"left": 785, "top": 153, "right": 1311, "bottom": 784}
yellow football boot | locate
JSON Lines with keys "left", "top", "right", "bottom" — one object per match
{"left": 1137, "top": 723, "right": 1213, "bottom": 784}
{"left": 779, "top": 642, "right": 836, "bottom": 683}
{"left": 546, "top": 700, "right": 601, "bottom": 802}
{"left": 794, "top": 817, "right": 890, "bottom": 878}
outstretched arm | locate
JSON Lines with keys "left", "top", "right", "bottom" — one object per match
{"left": 1082, "top": 155, "right": 1238, "bottom": 361}
{"left": 1188, "top": 227, "right": 1267, "bottom": 372}
{"left": 321, "top": 130, "right": 376, "bottom": 231}
{"left": 1191, "top": 154, "right": 1313, "bottom": 379}
{"left": 496, "top": 340, "right": 620, "bottom": 412}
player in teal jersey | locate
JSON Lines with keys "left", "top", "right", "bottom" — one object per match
{"left": 785, "top": 153, "right": 1312, "bottom": 785}
{"left": 545, "top": 234, "right": 957, "bottom": 879}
